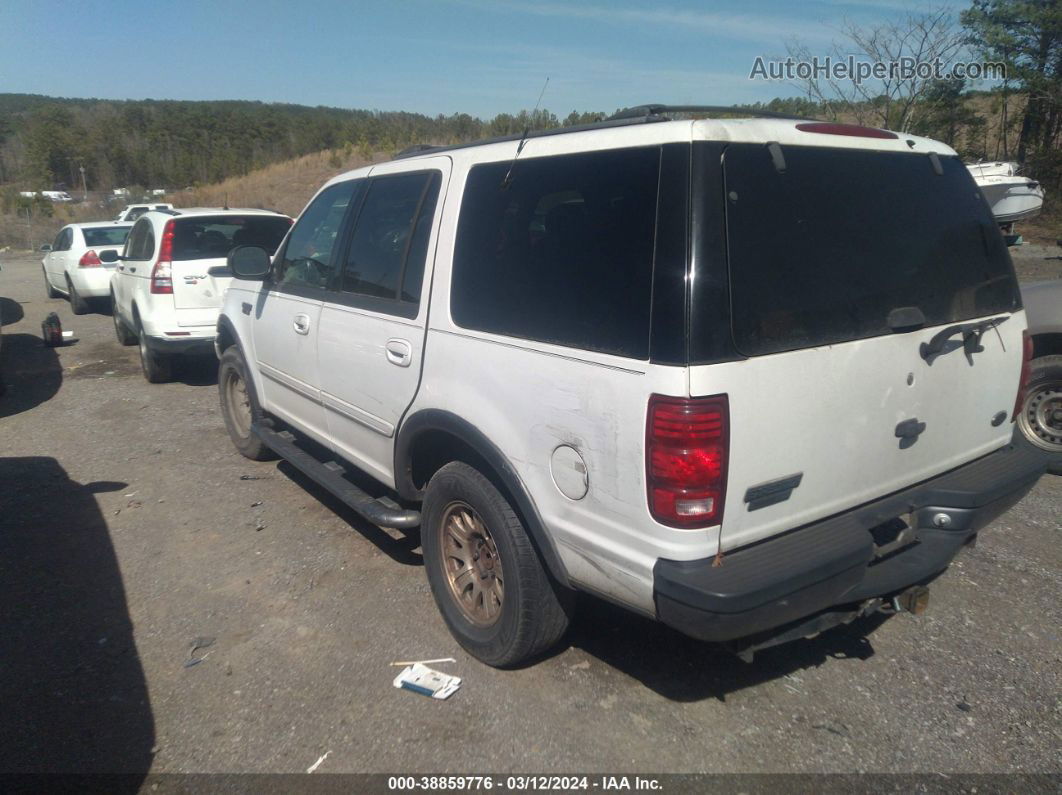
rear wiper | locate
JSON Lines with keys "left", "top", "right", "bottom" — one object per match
{"left": 919, "top": 316, "right": 1009, "bottom": 364}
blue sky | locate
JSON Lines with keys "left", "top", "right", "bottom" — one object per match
{"left": 0, "top": 0, "right": 958, "bottom": 118}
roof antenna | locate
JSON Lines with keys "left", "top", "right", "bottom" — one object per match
{"left": 224, "top": 192, "right": 229, "bottom": 211}
{"left": 501, "top": 77, "right": 549, "bottom": 189}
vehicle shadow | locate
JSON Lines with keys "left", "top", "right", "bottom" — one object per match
{"left": 0, "top": 333, "right": 62, "bottom": 419}
{"left": 170, "top": 355, "right": 219, "bottom": 387}
{"left": 0, "top": 297, "right": 25, "bottom": 325}
{"left": 561, "top": 594, "right": 890, "bottom": 702}
{"left": 275, "top": 451, "right": 423, "bottom": 567}
{"left": 0, "top": 457, "right": 155, "bottom": 778}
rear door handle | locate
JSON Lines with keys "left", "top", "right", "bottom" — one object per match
{"left": 385, "top": 338, "right": 412, "bottom": 367}
{"left": 293, "top": 313, "right": 311, "bottom": 335}
{"left": 128, "top": 266, "right": 137, "bottom": 273}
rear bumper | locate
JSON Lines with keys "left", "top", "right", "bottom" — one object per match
{"left": 653, "top": 442, "right": 1048, "bottom": 643}
{"left": 143, "top": 331, "right": 216, "bottom": 356}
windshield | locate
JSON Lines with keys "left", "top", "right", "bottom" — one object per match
{"left": 721, "top": 144, "right": 1020, "bottom": 357}
{"left": 172, "top": 215, "right": 291, "bottom": 261}
{"left": 83, "top": 226, "right": 132, "bottom": 247}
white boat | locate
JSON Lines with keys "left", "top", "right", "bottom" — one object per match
{"left": 966, "top": 161, "right": 1045, "bottom": 223}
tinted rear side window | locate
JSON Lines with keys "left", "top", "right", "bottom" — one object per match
{"left": 83, "top": 226, "right": 132, "bottom": 247}
{"left": 172, "top": 215, "right": 291, "bottom": 261}
{"left": 341, "top": 171, "right": 440, "bottom": 304}
{"left": 451, "top": 147, "right": 660, "bottom": 359}
{"left": 125, "top": 220, "right": 154, "bottom": 260}
{"left": 723, "top": 144, "right": 1019, "bottom": 357}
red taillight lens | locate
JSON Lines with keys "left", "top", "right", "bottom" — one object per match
{"left": 795, "top": 121, "right": 898, "bottom": 140}
{"left": 646, "top": 394, "right": 729, "bottom": 528}
{"left": 1012, "top": 331, "right": 1034, "bottom": 421}
{"left": 78, "top": 250, "right": 102, "bottom": 267}
{"left": 151, "top": 219, "right": 175, "bottom": 294}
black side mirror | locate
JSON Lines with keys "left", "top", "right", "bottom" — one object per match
{"left": 228, "top": 245, "right": 271, "bottom": 280}
{"left": 39, "top": 244, "right": 52, "bottom": 252}
{"left": 99, "top": 249, "right": 120, "bottom": 264}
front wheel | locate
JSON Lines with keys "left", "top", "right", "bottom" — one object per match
{"left": 421, "top": 461, "right": 573, "bottom": 667}
{"left": 218, "top": 346, "right": 274, "bottom": 460}
{"left": 137, "top": 323, "right": 172, "bottom": 383}
{"left": 112, "top": 295, "right": 136, "bottom": 345}
{"left": 1017, "top": 355, "right": 1062, "bottom": 473}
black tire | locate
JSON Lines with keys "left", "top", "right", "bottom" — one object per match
{"left": 67, "top": 276, "right": 90, "bottom": 315}
{"left": 112, "top": 295, "right": 136, "bottom": 345}
{"left": 1016, "top": 354, "right": 1062, "bottom": 474}
{"left": 218, "top": 346, "right": 275, "bottom": 461}
{"left": 421, "top": 461, "right": 573, "bottom": 667}
{"left": 43, "top": 269, "right": 59, "bottom": 299}
{"left": 137, "top": 321, "right": 172, "bottom": 383}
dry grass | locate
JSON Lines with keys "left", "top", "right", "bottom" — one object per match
{"left": 174, "top": 148, "right": 385, "bottom": 217}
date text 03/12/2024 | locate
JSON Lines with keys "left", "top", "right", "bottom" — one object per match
{"left": 387, "top": 776, "right": 662, "bottom": 791}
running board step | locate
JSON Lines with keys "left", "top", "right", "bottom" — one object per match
{"left": 252, "top": 423, "right": 421, "bottom": 529}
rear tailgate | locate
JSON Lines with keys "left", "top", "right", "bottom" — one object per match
{"left": 704, "top": 142, "right": 1024, "bottom": 552}
{"left": 168, "top": 214, "right": 291, "bottom": 326}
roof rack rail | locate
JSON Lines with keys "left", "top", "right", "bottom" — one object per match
{"left": 396, "top": 144, "right": 439, "bottom": 158}
{"left": 609, "top": 104, "right": 815, "bottom": 122}
{"left": 391, "top": 114, "right": 661, "bottom": 160}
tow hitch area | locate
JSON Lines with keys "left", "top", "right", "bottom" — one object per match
{"left": 894, "top": 585, "right": 930, "bottom": 616}
{"left": 727, "top": 585, "right": 931, "bottom": 663}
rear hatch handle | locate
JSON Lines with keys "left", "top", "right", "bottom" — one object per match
{"left": 920, "top": 315, "right": 1009, "bottom": 365}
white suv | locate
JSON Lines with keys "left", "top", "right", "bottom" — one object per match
{"left": 216, "top": 107, "right": 1048, "bottom": 667}
{"left": 104, "top": 208, "right": 291, "bottom": 382}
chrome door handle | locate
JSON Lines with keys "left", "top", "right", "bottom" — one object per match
{"left": 385, "top": 338, "right": 412, "bottom": 367}
{"left": 293, "top": 314, "right": 311, "bottom": 335}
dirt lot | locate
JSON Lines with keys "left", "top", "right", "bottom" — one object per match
{"left": 0, "top": 248, "right": 1059, "bottom": 779}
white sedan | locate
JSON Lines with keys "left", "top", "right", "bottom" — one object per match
{"left": 41, "top": 223, "right": 133, "bottom": 314}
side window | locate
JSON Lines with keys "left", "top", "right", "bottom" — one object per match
{"left": 451, "top": 148, "right": 661, "bottom": 359}
{"left": 340, "top": 172, "right": 439, "bottom": 306}
{"left": 52, "top": 229, "right": 66, "bottom": 251}
{"left": 125, "top": 219, "right": 155, "bottom": 260}
{"left": 275, "top": 181, "right": 359, "bottom": 290}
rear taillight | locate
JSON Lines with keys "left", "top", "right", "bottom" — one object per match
{"left": 78, "top": 250, "right": 102, "bottom": 268}
{"left": 150, "top": 219, "right": 175, "bottom": 294}
{"left": 646, "top": 394, "right": 729, "bottom": 528}
{"left": 1012, "top": 331, "right": 1034, "bottom": 421}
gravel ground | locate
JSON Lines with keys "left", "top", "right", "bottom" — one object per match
{"left": 0, "top": 251, "right": 1059, "bottom": 779}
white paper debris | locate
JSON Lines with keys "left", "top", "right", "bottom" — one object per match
{"left": 393, "top": 663, "right": 462, "bottom": 700}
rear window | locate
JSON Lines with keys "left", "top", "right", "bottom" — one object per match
{"left": 451, "top": 147, "right": 660, "bottom": 359}
{"left": 722, "top": 144, "right": 1019, "bottom": 357}
{"left": 172, "top": 215, "right": 291, "bottom": 261}
{"left": 83, "top": 226, "right": 132, "bottom": 247}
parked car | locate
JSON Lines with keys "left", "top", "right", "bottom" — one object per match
{"left": 41, "top": 223, "right": 133, "bottom": 314}
{"left": 104, "top": 208, "right": 292, "bottom": 382}
{"left": 41, "top": 190, "right": 73, "bottom": 202}
{"left": 114, "top": 203, "right": 174, "bottom": 223}
{"left": 1017, "top": 280, "right": 1062, "bottom": 472}
{"left": 215, "top": 108, "right": 1047, "bottom": 667}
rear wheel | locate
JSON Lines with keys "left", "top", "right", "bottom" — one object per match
{"left": 111, "top": 295, "right": 136, "bottom": 345}
{"left": 1017, "top": 355, "right": 1062, "bottom": 472}
{"left": 137, "top": 321, "right": 172, "bottom": 383}
{"left": 421, "top": 461, "right": 573, "bottom": 667}
{"left": 218, "top": 346, "right": 274, "bottom": 460}
{"left": 43, "top": 269, "right": 59, "bottom": 299}
{"left": 67, "top": 276, "right": 89, "bottom": 315}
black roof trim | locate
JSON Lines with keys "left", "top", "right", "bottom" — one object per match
{"left": 610, "top": 104, "right": 815, "bottom": 122}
